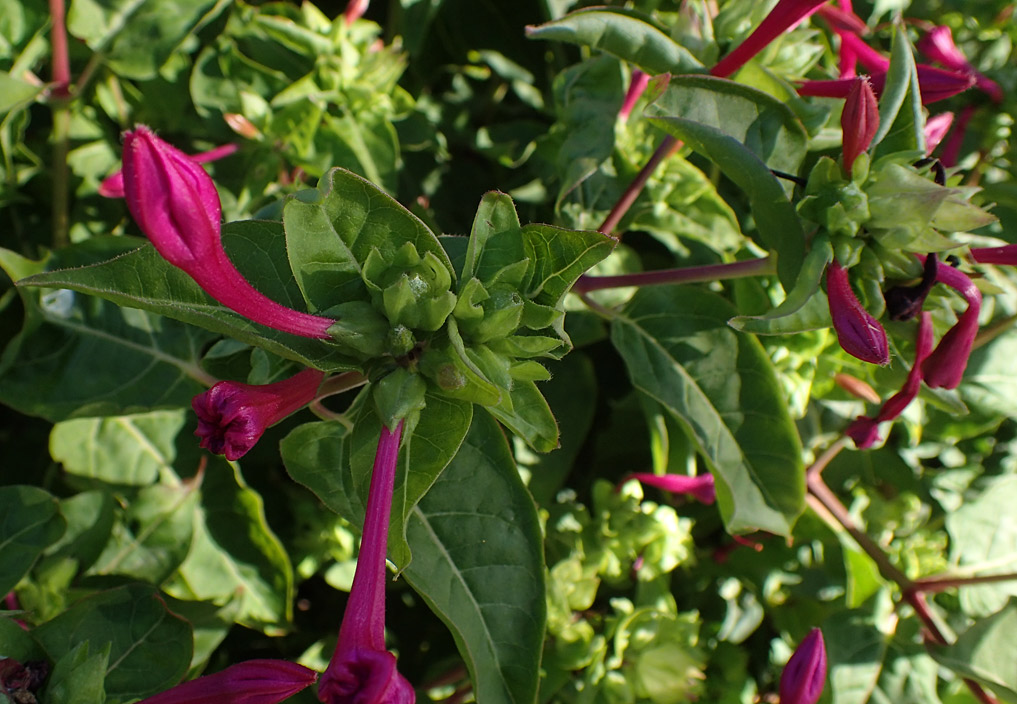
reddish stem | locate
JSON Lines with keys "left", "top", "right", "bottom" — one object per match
{"left": 598, "top": 136, "right": 682, "bottom": 237}
{"left": 49, "top": 0, "right": 71, "bottom": 97}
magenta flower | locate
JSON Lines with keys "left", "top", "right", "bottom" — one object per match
{"left": 136, "top": 659, "right": 318, "bottom": 704}
{"left": 780, "top": 629, "right": 827, "bottom": 704}
{"left": 624, "top": 472, "right": 716, "bottom": 504}
{"left": 846, "top": 312, "right": 934, "bottom": 448}
{"left": 619, "top": 69, "right": 650, "bottom": 121}
{"left": 919, "top": 261, "right": 982, "bottom": 390}
{"left": 710, "top": 0, "right": 829, "bottom": 78}
{"left": 344, "top": 0, "right": 369, "bottom": 25}
{"left": 816, "top": 0, "right": 867, "bottom": 78}
{"left": 924, "top": 112, "right": 954, "bottom": 153}
{"left": 100, "top": 143, "right": 238, "bottom": 198}
{"left": 938, "top": 104, "right": 975, "bottom": 167}
{"left": 841, "top": 76, "right": 879, "bottom": 173}
{"left": 798, "top": 66, "right": 975, "bottom": 104}
{"left": 918, "top": 26, "right": 1002, "bottom": 103}
{"left": 826, "top": 261, "right": 890, "bottom": 365}
{"left": 193, "top": 368, "right": 325, "bottom": 461}
{"left": 970, "top": 243, "right": 1017, "bottom": 265}
{"left": 122, "top": 125, "right": 335, "bottom": 339}
{"left": 318, "top": 421, "right": 415, "bottom": 704}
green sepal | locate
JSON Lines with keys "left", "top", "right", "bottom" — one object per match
{"left": 488, "top": 335, "right": 563, "bottom": 359}
{"left": 373, "top": 367, "right": 428, "bottom": 431}
{"left": 510, "top": 360, "right": 552, "bottom": 382}
{"left": 364, "top": 242, "right": 457, "bottom": 331}
{"left": 460, "top": 288, "right": 525, "bottom": 344}
{"left": 798, "top": 157, "right": 869, "bottom": 238}
{"left": 325, "top": 301, "right": 391, "bottom": 360}
{"left": 521, "top": 300, "right": 563, "bottom": 331}
{"left": 419, "top": 319, "right": 503, "bottom": 406}
{"left": 487, "top": 380, "right": 559, "bottom": 453}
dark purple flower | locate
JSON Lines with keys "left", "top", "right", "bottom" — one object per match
{"left": 710, "top": 0, "right": 829, "bottom": 78}
{"left": 319, "top": 421, "right": 415, "bottom": 704}
{"left": 847, "top": 312, "right": 934, "bottom": 448}
{"left": 624, "top": 472, "right": 716, "bottom": 504}
{"left": 826, "top": 261, "right": 890, "bottom": 365}
{"left": 841, "top": 76, "right": 879, "bottom": 173}
{"left": 122, "top": 125, "right": 335, "bottom": 339}
{"left": 136, "top": 659, "right": 318, "bottom": 704}
{"left": 918, "top": 26, "right": 1003, "bottom": 103}
{"left": 193, "top": 368, "right": 325, "bottom": 461}
{"left": 780, "top": 629, "right": 827, "bottom": 704}
{"left": 920, "top": 261, "right": 981, "bottom": 390}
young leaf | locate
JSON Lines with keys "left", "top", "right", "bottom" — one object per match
{"left": 0, "top": 486, "right": 67, "bottom": 596}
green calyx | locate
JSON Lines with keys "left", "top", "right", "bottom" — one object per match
{"left": 364, "top": 242, "right": 457, "bottom": 332}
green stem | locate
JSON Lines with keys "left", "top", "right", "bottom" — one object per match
{"left": 573, "top": 256, "right": 775, "bottom": 294}
{"left": 51, "top": 102, "right": 71, "bottom": 248}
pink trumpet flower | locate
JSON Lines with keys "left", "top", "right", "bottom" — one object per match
{"left": 918, "top": 26, "right": 1003, "bottom": 103}
{"left": 826, "top": 261, "right": 890, "bottom": 365}
{"left": 919, "top": 261, "right": 982, "bottom": 390}
{"left": 318, "top": 421, "right": 415, "bottom": 704}
{"left": 136, "top": 659, "right": 318, "bottom": 704}
{"left": 798, "top": 65, "right": 975, "bottom": 104}
{"left": 841, "top": 76, "right": 879, "bottom": 173}
{"left": 623, "top": 472, "right": 716, "bottom": 504}
{"left": 100, "top": 143, "right": 238, "bottom": 198}
{"left": 121, "top": 126, "right": 335, "bottom": 339}
{"left": 192, "top": 368, "right": 325, "bottom": 461}
{"left": 710, "top": 0, "right": 829, "bottom": 78}
{"left": 779, "top": 629, "right": 827, "bottom": 704}
{"left": 846, "top": 312, "right": 934, "bottom": 448}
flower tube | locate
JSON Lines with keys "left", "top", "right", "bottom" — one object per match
{"left": 623, "top": 472, "right": 716, "bottom": 504}
{"left": 122, "top": 125, "right": 335, "bottom": 339}
{"left": 710, "top": 0, "right": 829, "bottom": 78}
{"left": 919, "top": 262, "right": 981, "bottom": 389}
{"left": 779, "top": 629, "right": 827, "bottom": 704}
{"left": 100, "top": 143, "right": 238, "bottom": 198}
{"left": 970, "top": 243, "right": 1017, "bottom": 265}
{"left": 136, "top": 660, "right": 318, "bottom": 704}
{"left": 318, "top": 421, "right": 415, "bottom": 704}
{"left": 193, "top": 368, "right": 325, "bottom": 461}
{"left": 918, "top": 26, "right": 1002, "bottom": 102}
{"left": 798, "top": 65, "right": 975, "bottom": 104}
{"left": 826, "top": 261, "right": 890, "bottom": 365}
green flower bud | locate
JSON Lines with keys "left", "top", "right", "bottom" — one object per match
{"left": 325, "top": 301, "right": 390, "bottom": 360}
{"left": 372, "top": 367, "right": 427, "bottom": 430}
{"left": 364, "top": 242, "right": 456, "bottom": 332}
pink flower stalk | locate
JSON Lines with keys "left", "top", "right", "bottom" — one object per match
{"left": 619, "top": 69, "right": 650, "bottom": 121}
{"left": 924, "top": 112, "right": 954, "bottom": 152}
{"left": 624, "top": 472, "right": 716, "bottom": 504}
{"left": 136, "top": 660, "right": 318, "bottom": 704}
{"left": 826, "top": 261, "right": 890, "bottom": 365}
{"left": 970, "top": 243, "right": 1017, "bottom": 265}
{"left": 919, "top": 261, "right": 982, "bottom": 389}
{"left": 846, "top": 312, "right": 934, "bottom": 448}
{"left": 100, "top": 143, "right": 239, "bottom": 198}
{"left": 841, "top": 76, "right": 879, "bottom": 173}
{"left": 710, "top": 0, "right": 829, "bottom": 78}
{"left": 319, "top": 421, "right": 415, "bottom": 704}
{"left": 192, "top": 368, "right": 325, "bottom": 461}
{"left": 918, "top": 26, "right": 1003, "bottom": 103}
{"left": 122, "top": 125, "right": 335, "bottom": 339}
{"left": 779, "top": 629, "right": 827, "bottom": 704}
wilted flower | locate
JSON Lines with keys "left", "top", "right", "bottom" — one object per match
{"left": 624, "top": 472, "right": 716, "bottom": 504}
{"left": 319, "top": 421, "right": 415, "bottom": 704}
{"left": 920, "top": 261, "right": 981, "bottom": 390}
{"left": 780, "top": 629, "right": 827, "bottom": 704}
{"left": 137, "top": 659, "right": 318, "bottom": 704}
{"left": 918, "top": 26, "right": 1002, "bottom": 102}
{"left": 121, "top": 125, "right": 335, "bottom": 339}
{"left": 841, "top": 76, "right": 879, "bottom": 173}
{"left": 710, "top": 0, "right": 829, "bottom": 78}
{"left": 826, "top": 260, "right": 890, "bottom": 365}
{"left": 193, "top": 368, "right": 325, "bottom": 461}
{"left": 846, "top": 312, "right": 933, "bottom": 448}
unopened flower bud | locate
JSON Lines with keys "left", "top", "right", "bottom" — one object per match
{"left": 920, "top": 263, "right": 981, "bottom": 389}
{"left": 827, "top": 261, "right": 889, "bottom": 365}
{"left": 780, "top": 629, "right": 827, "bottom": 704}
{"left": 841, "top": 76, "right": 879, "bottom": 174}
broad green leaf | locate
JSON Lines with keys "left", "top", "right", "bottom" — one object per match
{"left": 945, "top": 475, "right": 1017, "bottom": 617}
{"left": 526, "top": 8, "right": 704, "bottom": 76}
{"left": 283, "top": 167, "right": 453, "bottom": 314}
{"left": 646, "top": 75, "right": 809, "bottom": 181}
{"left": 44, "top": 641, "right": 109, "bottom": 704}
{"left": 487, "top": 379, "right": 559, "bottom": 453}
{"left": 15, "top": 226, "right": 356, "bottom": 373}
{"left": 729, "top": 238, "right": 832, "bottom": 334}
{"left": 164, "top": 460, "right": 294, "bottom": 632}
{"left": 871, "top": 25, "right": 923, "bottom": 155}
{"left": 88, "top": 476, "right": 200, "bottom": 584}
{"left": 964, "top": 328, "right": 1017, "bottom": 419}
{"left": 315, "top": 111, "right": 400, "bottom": 193}
{"left": 282, "top": 419, "right": 355, "bottom": 520}
{"left": 0, "top": 72, "right": 41, "bottom": 116}
{"left": 0, "top": 244, "right": 217, "bottom": 422}
{"left": 0, "top": 486, "right": 66, "bottom": 596}
{"left": 930, "top": 600, "right": 1017, "bottom": 704}
{"left": 33, "top": 583, "right": 192, "bottom": 702}
{"left": 0, "top": 615, "right": 46, "bottom": 662}
{"left": 825, "top": 603, "right": 892, "bottom": 704}
{"left": 611, "top": 286, "right": 804, "bottom": 535}
{"left": 646, "top": 117, "right": 805, "bottom": 290}
{"left": 44, "top": 492, "right": 117, "bottom": 576}
{"left": 403, "top": 412, "right": 546, "bottom": 704}
{"left": 50, "top": 411, "right": 186, "bottom": 486}
{"left": 523, "top": 223, "right": 616, "bottom": 311}
{"left": 67, "top": 0, "right": 224, "bottom": 79}
{"left": 462, "top": 192, "right": 526, "bottom": 287}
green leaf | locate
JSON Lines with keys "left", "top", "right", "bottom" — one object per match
{"left": 526, "top": 8, "right": 704, "bottom": 76}
{"left": 14, "top": 227, "right": 355, "bottom": 373}
{"left": 50, "top": 411, "right": 187, "bottom": 486}
{"left": 33, "top": 583, "right": 192, "bottom": 702}
{"left": 0, "top": 244, "right": 217, "bottom": 422}
{"left": 930, "top": 600, "right": 1017, "bottom": 704}
{"left": 486, "top": 379, "right": 559, "bottom": 453}
{"left": 0, "top": 71, "right": 41, "bottom": 116}
{"left": 462, "top": 193, "right": 526, "bottom": 287}
{"left": 871, "top": 25, "right": 924, "bottom": 155}
{"left": 646, "top": 115, "right": 805, "bottom": 290}
{"left": 163, "top": 460, "right": 294, "bottom": 632}
{"left": 403, "top": 412, "right": 546, "bottom": 704}
{"left": 43, "top": 641, "right": 109, "bottom": 704}
{"left": 825, "top": 602, "right": 892, "bottom": 704}
{"left": 67, "top": 0, "right": 224, "bottom": 79}
{"left": 283, "top": 167, "right": 453, "bottom": 315}
{"left": 611, "top": 286, "right": 804, "bottom": 535}
{"left": 964, "top": 328, "right": 1017, "bottom": 419}
{"left": 0, "top": 486, "right": 66, "bottom": 596}
{"left": 646, "top": 74, "right": 808, "bottom": 181}
{"left": 44, "top": 491, "right": 117, "bottom": 576}
{"left": 523, "top": 223, "right": 616, "bottom": 312}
